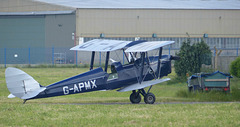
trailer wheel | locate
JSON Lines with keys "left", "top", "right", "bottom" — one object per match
{"left": 188, "top": 86, "right": 193, "bottom": 92}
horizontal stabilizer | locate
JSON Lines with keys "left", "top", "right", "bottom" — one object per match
{"left": 5, "top": 67, "right": 45, "bottom": 100}
{"left": 117, "top": 78, "right": 170, "bottom": 92}
{"left": 8, "top": 94, "right": 16, "bottom": 98}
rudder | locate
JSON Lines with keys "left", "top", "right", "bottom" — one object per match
{"left": 5, "top": 67, "right": 46, "bottom": 100}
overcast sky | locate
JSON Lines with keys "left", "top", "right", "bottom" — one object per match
{"left": 35, "top": 0, "right": 240, "bottom": 9}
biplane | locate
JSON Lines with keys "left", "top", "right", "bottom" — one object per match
{"left": 5, "top": 39, "right": 178, "bottom": 104}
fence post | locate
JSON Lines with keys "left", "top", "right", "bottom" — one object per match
{"left": 76, "top": 51, "right": 78, "bottom": 66}
{"left": 237, "top": 48, "right": 238, "bottom": 56}
{"left": 214, "top": 48, "right": 216, "bottom": 57}
{"left": 52, "top": 47, "right": 54, "bottom": 66}
{"left": 4, "top": 48, "right": 6, "bottom": 68}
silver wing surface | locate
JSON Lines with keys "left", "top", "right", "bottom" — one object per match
{"left": 117, "top": 78, "right": 170, "bottom": 92}
{"left": 70, "top": 39, "right": 131, "bottom": 52}
{"left": 125, "top": 41, "right": 174, "bottom": 52}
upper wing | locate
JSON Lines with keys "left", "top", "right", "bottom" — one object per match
{"left": 70, "top": 39, "right": 131, "bottom": 52}
{"left": 117, "top": 78, "right": 170, "bottom": 92}
{"left": 125, "top": 41, "right": 174, "bottom": 52}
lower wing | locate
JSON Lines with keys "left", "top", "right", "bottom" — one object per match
{"left": 117, "top": 78, "right": 170, "bottom": 92}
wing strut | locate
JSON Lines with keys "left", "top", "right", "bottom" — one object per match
{"left": 139, "top": 52, "right": 145, "bottom": 84}
{"left": 146, "top": 52, "right": 157, "bottom": 79}
{"left": 90, "top": 51, "right": 95, "bottom": 70}
{"left": 123, "top": 49, "right": 130, "bottom": 63}
{"left": 104, "top": 51, "right": 110, "bottom": 72}
{"left": 157, "top": 47, "right": 163, "bottom": 78}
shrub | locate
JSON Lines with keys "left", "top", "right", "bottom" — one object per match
{"left": 174, "top": 38, "right": 211, "bottom": 77}
{"left": 230, "top": 56, "right": 240, "bottom": 78}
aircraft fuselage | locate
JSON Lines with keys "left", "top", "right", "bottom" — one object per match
{"left": 32, "top": 55, "right": 172, "bottom": 100}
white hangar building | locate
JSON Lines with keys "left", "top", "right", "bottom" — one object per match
{"left": 0, "top": 0, "right": 240, "bottom": 64}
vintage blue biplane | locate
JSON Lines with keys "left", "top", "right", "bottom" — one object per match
{"left": 5, "top": 39, "right": 178, "bottom": 104}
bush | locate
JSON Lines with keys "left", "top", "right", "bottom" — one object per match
{"left": 174, "top": 38, "right": 211, "bottom": 77}
{"left": 230, "top": 56, "right": 240, "bottom": 78}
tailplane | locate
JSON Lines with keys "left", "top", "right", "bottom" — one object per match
{"left": 5, "top": 67, "right": 46, "bottom": 100}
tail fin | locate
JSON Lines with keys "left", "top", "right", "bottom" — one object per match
{"left": 5, "top": 67, "right": 46, "bottom": 100}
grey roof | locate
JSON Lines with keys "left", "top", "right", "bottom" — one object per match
{"left": 0, "top": 10, "right": 75, "bottom": 16}
{"left": 35, "top": 0, "right": 240, "bottom": 9}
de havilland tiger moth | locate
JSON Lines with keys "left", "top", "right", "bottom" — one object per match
{"left": 5, "top": 39, "right": 178, "bottom": 104}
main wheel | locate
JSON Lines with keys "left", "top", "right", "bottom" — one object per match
{"left": 144, "top": 93, "right": 155, "bottom": 104}
{"left": 188, "top": 86, "right": 193, "bottom": 92}
{"left": 130, "top": 92, "right": 141, "bottom": 104}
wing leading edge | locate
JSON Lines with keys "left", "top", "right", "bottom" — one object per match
{"left": 117, "top": 78, "right": 170, "bottom": 92}
{"left": 70, "top": 39, "right": 174, "bottom": 52}
{"left": 70, "top": 39, "right": 131, "bottom": 52}
{"left": 125, "top": 41, "right": 174, "bottom": 52}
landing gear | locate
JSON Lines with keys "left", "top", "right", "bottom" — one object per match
{"left": 129, "top": 88, "right": 156, "bottom": 104}
{"left": 144, "top": 93, "right": 155, "bottom": 104}
{"left": 23, "top": 99, "right": 27, "bottom": 104}
{"left": 130, "top": 90, "right": 141, "bottom": 104}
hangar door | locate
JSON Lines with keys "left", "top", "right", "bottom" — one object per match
{"left": 0, "top": 16, "right": 45, "bottom": 64}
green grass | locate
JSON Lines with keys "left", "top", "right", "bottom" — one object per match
{"left": 0, "top": 103, "right": 240, "bottom": 127}
{"left": 0, "top": 67, "right": 240, "bottom": 126}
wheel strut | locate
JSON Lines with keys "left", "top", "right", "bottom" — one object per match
{"left": 139, "top": 89, "right": 147, "bottom": 96}
{"left": 139, "top": 88, "right": 156, "bottom": 104}
{"left": 23, "top": 99, "right": 27, "bottom": 104}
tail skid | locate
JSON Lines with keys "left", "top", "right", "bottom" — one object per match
{"left": 5, "top": 67, "right": 46, "bottom": 100}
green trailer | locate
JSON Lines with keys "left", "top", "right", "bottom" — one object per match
{"left": 187, "top": 71, "right": 233, "bottom": 92}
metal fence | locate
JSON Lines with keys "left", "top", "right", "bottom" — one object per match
{"left": 1, "top": 47, "right": 239, "bottom": 68}
{"left": 0, "top": 47, "right": 75, "bottom": 67}
{"left": 1, "top": 36, "right": 240, "bottom": 67}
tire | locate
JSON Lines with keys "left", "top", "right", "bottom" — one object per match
{"left": 188, "top": 86, "right": 193, "bottom": 92}
{"left": 144, "top": 93, "right": 155, "bottom": 104}
{"left": 130, "top": 92, "right": 141, "bottom": 104}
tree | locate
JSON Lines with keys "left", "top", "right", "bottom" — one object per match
{"left": 230, "top": 56, "right": 240, "bottom": 78}
{"left": 174, "top": 38, "right": 211, "bottom": 77}
{"left": 174, "top": 38, "right": 194, "bottom": 77}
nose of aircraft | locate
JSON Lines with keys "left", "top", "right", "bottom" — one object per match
{"left": 170, "top": 56, "right": 180, "bottom": 60}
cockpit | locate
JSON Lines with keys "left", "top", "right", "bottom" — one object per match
{"left": 107, "top": 62, "right": 122, "bottom": 81}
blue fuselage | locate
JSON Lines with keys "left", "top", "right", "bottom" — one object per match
{"left": 33, "top": 55, "right": 172, "bottom": 99}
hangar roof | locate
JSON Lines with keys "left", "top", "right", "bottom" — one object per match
{"left": 0, "top": 10, "right": 75, "bottom": 16}
{"left": 35, "top": 0, "right": 240, "bottom": 10}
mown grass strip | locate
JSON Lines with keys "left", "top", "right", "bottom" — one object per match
{"left": 0, "top": 67, "right": 240, "bottom": 126}
{"left": 0, "top": 103, "right": 239, "bottom": 126}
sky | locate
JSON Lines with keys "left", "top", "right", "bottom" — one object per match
{"left": 35, "top": 0, "right": 240, "bottom": 9}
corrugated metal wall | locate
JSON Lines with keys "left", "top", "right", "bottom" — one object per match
{"left": 0, "top": 16, "right": 45, "bottom": 64}
{"left": 0, "top": 16, "right": 45, "bottom": 48}
{"left": 45, "top": 14, "right": 76, "bottom": 47}
{"left": 76, "top": 9, "right": 240, "bottom": 38}
{"left": 45, "top": 14, "right": 76, "bottom": 63}
{"left": 0, "top": 14, "right": 76, "bottom": 64}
